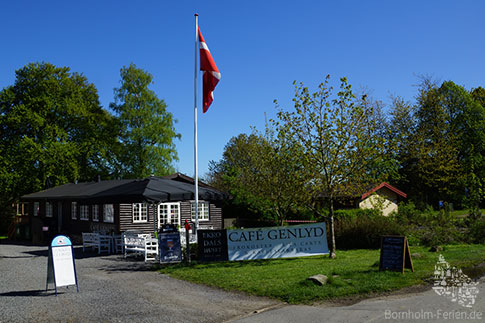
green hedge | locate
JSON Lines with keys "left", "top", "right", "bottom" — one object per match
{"left": 334, "top": 211, "right": 405, "bottom": 249}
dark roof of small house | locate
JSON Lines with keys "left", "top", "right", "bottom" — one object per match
{"left": 361, "top": 182, "right": 407, "bottom": 200}
{"left": 21, "top": 175, "right": 228, "bottom": 204}
{"left": 21, "top": 179, "right": 134, "bottom": 200}
{"left": 162, "top": 172, "right": 213, "bottom": 188}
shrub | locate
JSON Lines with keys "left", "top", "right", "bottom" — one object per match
{"left": 414, "top": 226, "right": 466, "bottom": 246}
{"left": 334, "top": 213, "right": 405, "bottom": 249}
{"left": 334, "top": 208, "right": 380, "bottom": 220}
{"left": 468, "top": 219, "right": 485, "bottom": 244}
{"left": 393, "top": 201, "right": 420, "bottom": 224}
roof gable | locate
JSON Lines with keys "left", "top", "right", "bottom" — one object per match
{"left": 361, "top": 182, "right": 407, "bottom": 200}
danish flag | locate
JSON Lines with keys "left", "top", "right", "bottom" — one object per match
{"left": 198, "top": 27, "right": 221, "bottom": 113}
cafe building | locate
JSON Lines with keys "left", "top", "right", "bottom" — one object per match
{"left": 20, "top": 174, "right": 227, "bottom": 244}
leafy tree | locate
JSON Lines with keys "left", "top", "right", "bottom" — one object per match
{"left": 407, "top": 80, "right": 485, "bottom": 210}
{"left": 0, "top": 62, "right": 116, "bottom": 232}
{"left": 275, "top": 75, "right": 389, "bottom": 258}
{"left": 388, "top": 96, "right": 416, "bottom": 188}
{"left": 0, "top": 62, "right": 116, "bottom": 198}
{"left": 110, "top": 63, "right": 180, "bottom": 178}
{"left": 208, "top": 126, "right": 306, "bottom": 225}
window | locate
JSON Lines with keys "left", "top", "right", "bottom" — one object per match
{"left": 46, "top": 202, "right": 53, "bottom": 217}
{"left": 191, "top": 201, "right": 209, "bottom": 221}
{"left": 71, "top": 202, "right": 77, "bottom": 220}
{"left": 92, "top": 205, "right": 99, "bottom": 222}
{"left": 158, "top": 203, "right": 180, "bottom": 227}
{"left": 33, "top": 202, "right": 40, "bottom": 216}
{"left": 133, "top": 203, "right": 148, "bottom": 223}
{"left": 16, "top": 203, "right": 28, "bottom": 216}
{"left": 103, "top": 204, "right": 114, "bottom": 223}
{"left": 80, "top": 205, "right": 89, "bottom": 221}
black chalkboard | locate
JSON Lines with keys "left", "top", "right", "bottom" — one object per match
{"left": 197, "top": 230, "right": 228, "bottom": 262}
{"left": 159, "top": 232, "right": 182, "bottom": 264}
{"left": 379, "top": 236, "right": 414, "bottom": 273}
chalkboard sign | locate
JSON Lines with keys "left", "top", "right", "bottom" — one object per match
{"left": 197, "top": 230, "right": 228, "bottom": 262}
{"left": 46, "top": 235, "right": 79, "bottom": 295}
{"left": 379, "top": 236, "right": 414, "bottom": 273}
{"left": 159, "top": 232, "right": 182, "bottom": 263}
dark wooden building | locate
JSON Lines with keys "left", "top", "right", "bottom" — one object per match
{"left": 20, "top": 174, "right": 226, "bottom": 244}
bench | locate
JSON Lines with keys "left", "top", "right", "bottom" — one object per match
{"left": 82, "top": 232, "right": 111, "bottom": 254}
{"left": 123, "top": 232, "right": 158, "bottom": 262}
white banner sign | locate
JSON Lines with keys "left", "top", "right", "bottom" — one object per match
{"left": 227, "top": 223, "right": 328, "bottom": 261}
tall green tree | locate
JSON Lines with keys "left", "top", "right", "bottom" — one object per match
{"left": 388, "top": 95, "right": 422, "bottom": 201}
{"left": 208, "top": 126, "right": 307, "bottom": 225}
{"left": 0, "top": 62, "right": 116, "bottom": 198}
{"left": 275, "top": 75, "right": 389, "bottom": 258}
{"left": 406, "top": 80, "right": 485, "bottom": 209}
{"left": 110, "top": 63, "right": 180, "bottom": 178}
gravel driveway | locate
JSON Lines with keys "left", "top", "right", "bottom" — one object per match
{"left": 0, "top": 242, "right": 279, "bottom": 323}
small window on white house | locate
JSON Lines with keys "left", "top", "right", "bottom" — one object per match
{"left": 80, "top": 205, "right": 89, "bottom": 221}
{"left": 103, "top": 204, "right": 114, "bottom": 223}
{"left": 46, "top": 202, "right": 53, "bottom": 218}
{"left": 34, "top": 202, "right": 40, "bottom": 216}
{"left": 92, "top": 205, "right": 99, "bottom": 222}
{"left": 71, "top": 202, "right": 77, "bottom": 220}
{"left": 133, "top": 203, "right": 148, "bottom": 223}
{"left": 191, "top": 201, "right": 209, "bottom": 221}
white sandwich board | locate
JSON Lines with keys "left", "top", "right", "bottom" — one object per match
{"left": 46, "top": 235, "right": 79, "bottom": 295}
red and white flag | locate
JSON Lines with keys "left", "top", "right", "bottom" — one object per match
{"left": 198, "top": 27, "right": 221, "bottom": 113}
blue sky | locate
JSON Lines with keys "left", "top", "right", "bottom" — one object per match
{"left": 1, "top": 1, "right": 484, "bottom": 177}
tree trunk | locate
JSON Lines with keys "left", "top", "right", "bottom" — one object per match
{"left": 329, "top": 198, "right": 336, "bottom": 259}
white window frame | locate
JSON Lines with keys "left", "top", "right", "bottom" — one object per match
{"left": 33, "top": 202, "right": 40, "bottom": 216}
{"left": 71, "top": 202, "right": 77, "bottom": 220}
{"left": 92, "top": 205, "right": 99, "bottom": 222}
{"left": 191, "top": 201, "right": 209, "bottom": 221}
{"left": 16, "top": 202, "right": 28, "bottom": 216}
{"left": 133, "top": 203, "right": 148, "bottom": 223}
{"left": 158, "top": 202, "right": 181, "bottom": 228}
{"left": 80, "top": 205, "right": 89, "bottom": 221}
{"left": 46, "top": 202, "right": 53, "bottom": 218}
{"left": 103, "top": 204, "right": 114, "bottom": 223}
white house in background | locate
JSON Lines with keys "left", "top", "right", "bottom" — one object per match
{"left": 359, "top": 182, "right": 407, "bottom": 216}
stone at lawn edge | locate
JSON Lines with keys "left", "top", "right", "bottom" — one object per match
{"left": 308, "top": 274, "right": 328, "bottom": 286}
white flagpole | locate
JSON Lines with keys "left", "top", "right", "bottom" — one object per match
{"left": 194, "top": 13, "right": 199, "bottom": 235}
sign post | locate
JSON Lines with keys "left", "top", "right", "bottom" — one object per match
{"left": 379, "top": 235, "right": 414, "bottom": 273}
{"left": 46, "top": 235, "right": 79, "bottom": 296}
{"left": 184, "top": 220, "right": 191, "bottom": 262}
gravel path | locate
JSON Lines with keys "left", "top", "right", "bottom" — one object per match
{"left": 0, "top": 242, "right": 279, "bottom": 323}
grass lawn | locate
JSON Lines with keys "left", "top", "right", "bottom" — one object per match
{"left": 443, "top": 209, "right": 485, "bottom": 217}
{"left": 159, "top": 244, "right": 485, "bottom": 304}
